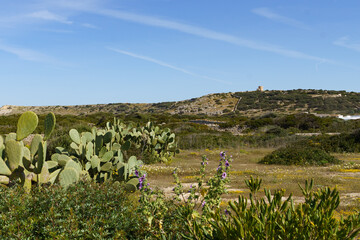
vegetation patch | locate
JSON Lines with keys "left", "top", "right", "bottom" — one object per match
{"left": 259, "top": 145, "right": 342, "bottom": 166}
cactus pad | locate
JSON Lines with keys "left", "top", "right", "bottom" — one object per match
{"left": 6, "top": 139, "right": 23, "bottom": 171}
{"left": 59, "top": 167, "right": 79, "bottom": 189}
{"left": 100, "top": 162, "right": 112, "bottom": 172}
{"left": 0, "top": 157, "right": 11, "bottom": 176}
{"left": 0, "top": 175, "right": 10, "bottom": 184}
{"left": 30, "top": 134, "right": 43, "bottom": 158}
{"left": 69, "top": 129, "right": 81, "bottom": 145}
{"left": 125, "top": 178, "right": 139, "bottom": 192}
{"left": 44, "top": 112, "right": 56, "bottom": 140}
{"left": 16, "top": 111, "right": 38, "bottom": 141}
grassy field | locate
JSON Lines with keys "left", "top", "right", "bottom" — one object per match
{"left": 144, "top": 147, "right": 360, "bottom": 214}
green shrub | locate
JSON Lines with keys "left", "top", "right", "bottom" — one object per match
{"left": 190, "top": 179, "right": 360, "bottom": 239}
{"left": 314, "top": 129, "right": 360, "bottom": 153}
{"left": 259, "top": 145, "right": 341, "bottom": 166}
{"left": 0, "top": 182, "right": 147, "bottom": 239}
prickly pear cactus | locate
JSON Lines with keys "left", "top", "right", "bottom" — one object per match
{"left": 0, "top": 111, "right": 56, "bottom": 190}
{"left": 49, "top": 118, "right": 177, "bottom": 190}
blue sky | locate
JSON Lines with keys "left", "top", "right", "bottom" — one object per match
{"left": 1, "top": 0, "right": 360, "bottom": 106}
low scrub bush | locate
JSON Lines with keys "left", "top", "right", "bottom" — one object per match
{"left": 0, "top": 182, "right": 146, "bottom": 239}
{"left": 189, "top": 178, "right": 360, "bottom": 239}
{"left": 314, "top": 129, "right": 360, "bottom": 153}
{"left": 259, "top": 144, "right": 341, "bottom": 166}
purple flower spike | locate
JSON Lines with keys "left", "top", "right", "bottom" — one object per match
{"left": 222, "top": 172, "right": 227, "bottom": 179}
{"left": 225, "top": 209, "right": 229, "bottom": 215}
{"left": 225, "top": 160, "right": 230, "bottom": 167}
{"left": 202, "top": 201, "right": 206, "bottom": 207}
{"left": 135, "top": 170, "right": 139, "bottom": 177}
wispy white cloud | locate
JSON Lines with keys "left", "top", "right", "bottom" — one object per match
{"left": 81, "top": 23, "right": 99, "bottom": 29}
{"left": 0, "top": 10, "right": 73, "bottom": 27}
{"left": 95, "top": 9, "right": 331, "bottom": 64}
{"left": 39, "top": 0, "right": 101, "bottom": 11}
{"left": 252, "top": 8, "right": 310, "bottom": 30}
{"left": 107, "top": 47, "right": 231, "bottom": 84}
{"left": 0, "top": 42, "right": 54, "bottom": 62}
{"left": 333, "top": 36, "right": 360, "bottom": 52}
{"left": 1, "top": 1, "right": 336, "bottom": 66}
{"left": 37, "top": 28, "right": 74, "bottom": 33}
{"left": 27, "top": 10, "right": 72, "bottom": 24}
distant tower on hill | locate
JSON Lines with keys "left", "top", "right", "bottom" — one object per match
{"left": 257, "top": 86, "right": 264, "bottom": 92}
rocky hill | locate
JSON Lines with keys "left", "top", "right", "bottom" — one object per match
{"left": 1, "top": 89, "right": 359, "bottom": 116}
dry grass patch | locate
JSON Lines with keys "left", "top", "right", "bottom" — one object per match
{"left": 145, "top": 148, "right": 360, "bottom": 211}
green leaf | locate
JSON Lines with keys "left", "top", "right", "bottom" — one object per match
{"left": 49, "top": 169, "right": 61, "bottom": 184}
{"left": 6, "top": 139, "right": 23, "bottom": 171}
{"left": 91, "top": 156, "right": 100, "bottom": 169}
{"left": 44, "top": 112, "right": 56, "bottom": 140}
{"left": 101, "top": 151, "right": 113, "bottom": 163}
{"left": 125, "top": 178, "right": 139, "bottom": 192}
{"left": 30, "top": 134, "right": 43, "bottom": 158}
{"left": 46, "top": 161, "right": 59, "bottom": 170}
{"left": 64, "top": 159, "right": 82, "bottom": 173}
{"left": 59, "top": 167, "right": 79, "bottom": 189}
{"left": 0, "top": 175, "right": 10, "bottom": 184}
{"left": 121, "top": 141, "right": 131, "bottom": 151}
{"left": 16, "top": 111, "right": 38, "bottom": 141}
{"left": 0, "top": 156, "right": 11, "bottom": 176}
{"left": 69, "top": 129, "right": 81, "bottom": 145}
{"left": 100, "top": 162, "right": 112, "bottom": 172}
{"left": 103, "top": 131, "right": 113, "bottom": 144}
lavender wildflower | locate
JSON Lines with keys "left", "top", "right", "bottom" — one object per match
{"left": 139, "top": 174, "right": 146, "bottom": 190}
{"left": 202, "top": 201, "right": 206, "bottom": 207}
{"left": 222, "top": 172, "right": 227, "bottom": 179}
{"left": 225, "top": 160, "right": 230, "bottom": 167}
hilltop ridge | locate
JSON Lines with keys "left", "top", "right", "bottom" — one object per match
{"left": 1, "top": 89, "right": 359, "bottom": 116}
